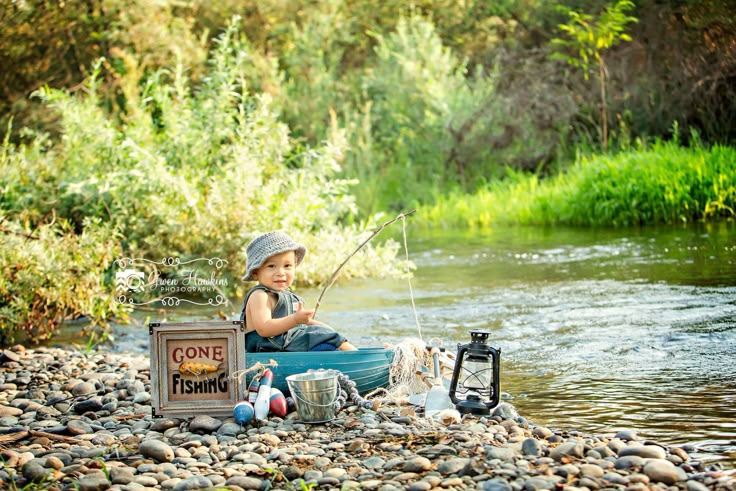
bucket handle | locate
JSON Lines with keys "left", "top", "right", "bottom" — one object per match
{"left": 291, "top": 389, "right": 340, "bottom": 408}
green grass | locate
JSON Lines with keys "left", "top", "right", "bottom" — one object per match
{"left": 417, "top": 141, "right": 736, "bottom": 228}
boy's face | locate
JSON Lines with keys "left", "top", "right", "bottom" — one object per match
{"left": 252, "top": 250, "right": 297, "bottom": 291}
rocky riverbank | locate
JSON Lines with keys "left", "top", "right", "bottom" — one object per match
{"left": 0, "top": 345, "right": 734, "bottom": 491}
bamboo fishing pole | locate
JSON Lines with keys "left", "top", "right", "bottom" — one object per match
{"left": 313, "top": 209, "right": 416, "bottom": 318}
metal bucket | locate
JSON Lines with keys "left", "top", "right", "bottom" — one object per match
{"left": 286, "top": 371, "right": 339, "bottom": 423}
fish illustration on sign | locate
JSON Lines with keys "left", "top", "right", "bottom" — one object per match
{"left": 178, "top": 361, "right": 222, "bottom": 376}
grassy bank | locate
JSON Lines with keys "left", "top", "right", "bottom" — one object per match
{"left": 418, "top": 142, "right": 736, "bottom": 228}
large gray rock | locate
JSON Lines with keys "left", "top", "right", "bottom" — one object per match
{"left": 486, "top": 446, "right": 517, "bottom": 461}
{"left": 188, "top": 414, "right": 222, "bottom": 433}
{"left": 644, "top": 459, "right": 680, "bottom": 485}
{"left": 549, "top": 441, "right": 584, "bottom": 462}
{"left": 619, "top": 444, "right": 666, "bottom": 459}
{"left": 521, "top": 437, "right": 543, "bottom": 457}
{"left": 139, "top": 438, "right": 174, "bottom": 463}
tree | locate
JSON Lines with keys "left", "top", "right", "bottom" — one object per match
{"left": 552, "top": 0, "right": 638, "bottom": 151}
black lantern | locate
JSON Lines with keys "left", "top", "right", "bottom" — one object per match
{"left": 448, "top": 330, "right": 501, "bottom": 416}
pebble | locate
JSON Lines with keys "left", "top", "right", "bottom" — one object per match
{"left": 521, "top": 437, "right": 543, "bottom": 456}
{"left": 619, "top": 443, "right": 667, "bottom": 459}
{"left": 0, "top": 405, "right": 23, "bottom": 417}
{"left": 22, "top": 460, "right": 51, "bottom": 482}
{"left": 644, "top": 458, "right": 681, "bottom": 484}
{"left": 615, "top": 429, "right": 639, "bottom": 441}
{"left": 188, "top": 414, "right": 222, "bottom": 434}
{"left": 486, "top": 446, "right": 517, "bottom": 461}
{"left": 580, "top": 463, "right": 605, "bottom": 478}
{"left": 437, "top": 457, "right": 470, "bottom": 475}
{"left": 403, "top": 456, "right": 432, "bottom": 472}
{"left": 139, "top": 439, "right": 175, "bottom": 463}
{"left": 549, "top": 440, "right": 584, "bottom": 461}
{"left": 67, "top": 419, "right": 94, "bottom": 435}
{"left": 0, "top": 345, "right": 733, "bottom": 491}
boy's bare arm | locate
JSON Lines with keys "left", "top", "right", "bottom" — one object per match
{"left": 248, "top": 291, "right": 314, "bottom": 337}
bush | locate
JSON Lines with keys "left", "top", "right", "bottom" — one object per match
{"left": 0, "top": 20, "right": 405, "bottom": 345}
{"left": 0, "top": 218, "right": 128, "bottom": 346}
{"left": 340, "top": 14, "right": 576, "bottom": 212}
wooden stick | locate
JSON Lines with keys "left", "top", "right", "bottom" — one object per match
{"left": 29, "top": 430, "right": 81, "bottom": 443}
{"left": 0, "top": 226, "right": 39, "bottom": 240}
{"left": 0, "top": 430, "right": 82, "bottom": 445}
{"left": 113, "top": 413, "right": 147, "bottom": 420}
{"left": 0, "top": 430, "right": 28, "bottom": 444}
{"left": 313, "top": 209, "right": 416, "bottom": 318}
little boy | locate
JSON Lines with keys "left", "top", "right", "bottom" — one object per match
{"left": 240, "top": 231, "right": 357, "bottom": 352}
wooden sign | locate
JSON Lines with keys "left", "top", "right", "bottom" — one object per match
{"left": 149, "top": 321, "right": 246, "bottom": 417}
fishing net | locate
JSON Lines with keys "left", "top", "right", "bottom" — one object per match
{"left": 364, "top": 337, "right": 454, "bottom": 406}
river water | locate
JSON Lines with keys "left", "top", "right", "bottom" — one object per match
{"left": 104, "top": 220, "right": 736, "bottom": 466}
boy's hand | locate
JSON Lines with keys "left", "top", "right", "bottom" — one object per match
{"left": 293, "top": 301, "right": 315, "bottom": 325}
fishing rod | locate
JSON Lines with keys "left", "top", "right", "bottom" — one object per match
{"left": 312, "top": 209, "right": 416, "bottom": 319}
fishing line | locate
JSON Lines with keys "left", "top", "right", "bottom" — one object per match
{"left": 401, "top": 214, "right": 422, "bottom": 342}
{"left": 313, "top": 209, "right": 416, "bottom": 318}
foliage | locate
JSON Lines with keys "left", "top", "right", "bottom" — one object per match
{"left": 418, "top": 141, "right": 736, "bottom": 228}
{"left": 552, "top": 1, "right": 637, "bottom": 79}
{"left": 552, "top": 0, "right": 638, "bottom": 151}
{"left": 0, "top": 0, "right": 207, "bottom": 134}
{"left": 355, "top": 14, "right": 491, "bottom": 207}
{"left": 616, "top": 0, "right": 736, "bottom": 144}
{"left": 0, "top": 21, "right": 404, "bottom": 345}
{"left": 236, "top": 7, "right": 577, "bottom": 212}
{"left": 3, "top": 0, "right": 736, "bottom": 215}
{"left": 0, "top": 217, "right": 128, "bottom": 346}
{"left": 341, "top": 14, "right": 577, "bottom": 212}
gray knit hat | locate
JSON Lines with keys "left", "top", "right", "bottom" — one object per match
{"left": 242, "top": 231, "right": 307, "bottom": 281}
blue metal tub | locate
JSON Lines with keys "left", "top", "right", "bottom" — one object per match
{"left": 246, "top": 347, "right": 395, "bottom": 395}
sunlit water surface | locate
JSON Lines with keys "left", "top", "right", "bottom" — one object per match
{"left": 66, "top": 221, "right": 736, "bottom": 467}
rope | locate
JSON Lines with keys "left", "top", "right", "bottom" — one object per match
{"left": 335, "top": 370, "right": 375, "bottom": 411}
{"left": 231, "top": 359, "right": 278, "bottom": 386}
{"left": 401, "top": 215, "right": 422, "bottom": 342}
{"left": 304, "top": 369, "right": 376, "bottom": 412}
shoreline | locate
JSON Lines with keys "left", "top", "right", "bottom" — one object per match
{"left": 1, "top": 345, "right": 734, "bottom": 491}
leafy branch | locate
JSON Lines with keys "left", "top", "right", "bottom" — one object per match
{"left": 551, "top": 0, "right": 638, "bottom": 151}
